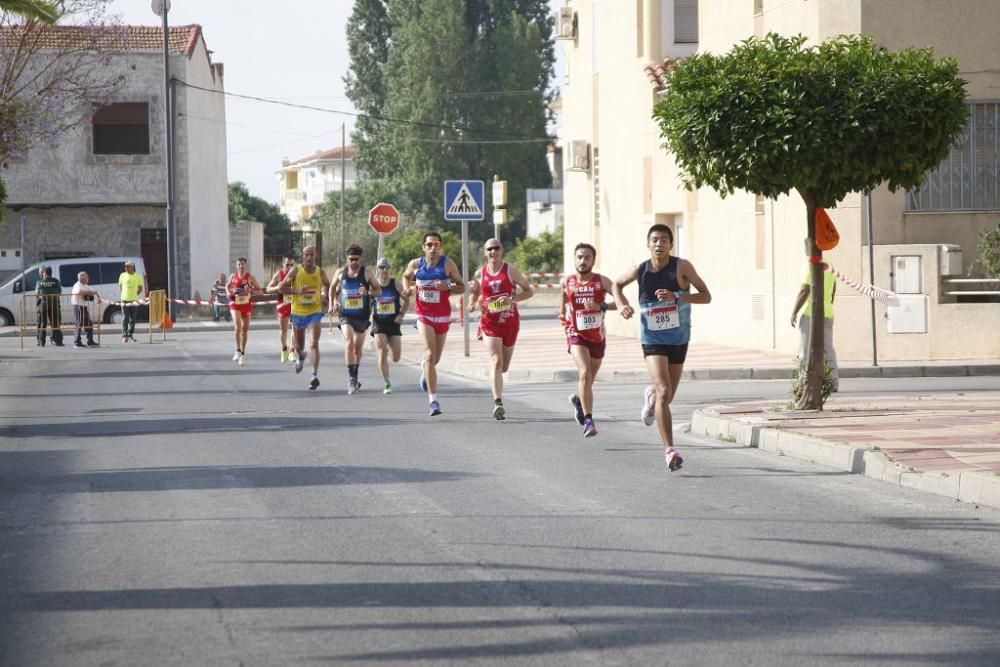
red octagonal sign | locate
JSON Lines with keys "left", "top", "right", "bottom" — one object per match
{"left": 368, "top": 202, "right": 400, "bottom": 235}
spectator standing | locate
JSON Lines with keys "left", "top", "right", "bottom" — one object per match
{"left": 212, "top": 273, "right": 230, "bottom": 322}
{"left": 36, "top": 266, "right": 64, "bottom": 346}
{"left": 71, "top": 271, "right": 100, "bottom": 348}
{"left": 118, "top": 261, "right": 145, "bottom": 342}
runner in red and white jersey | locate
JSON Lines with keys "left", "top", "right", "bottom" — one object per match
{"left": 401, "top": 231, "right": 465, "bottom": 417}
{"left": 469, "top": 238, "right": 533, "bottom": 421}
{"left": 265, "top": 254, "right": 298, "bottom": 364}
{"left": 561, "top": 243, "right": 618, "bottom": 438}
{"left": 227, "top": 257, "right": 262, "bottom": 366}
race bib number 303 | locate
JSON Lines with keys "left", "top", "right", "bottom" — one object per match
{"left": 575, "top": 310, "right": 603, "bottom": 331}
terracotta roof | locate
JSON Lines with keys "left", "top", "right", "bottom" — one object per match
{"left": 0, "top": 24, "right": 203, "bottom": 56}
{"left": 288, "top": 146, "right": 356, "bottom": 166}
{"left": 643, "top": 57, "right": 684, "bottom": 91}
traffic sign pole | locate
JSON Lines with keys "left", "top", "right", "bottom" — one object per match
{"left": 462, "top": 220, "right": 470, "bottom": 357}
{"left": 442, "top": 180, "right": 484, "bottom": 358}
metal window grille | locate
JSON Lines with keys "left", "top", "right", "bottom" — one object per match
{"left": 907, "top": 102, "right": 1000, "bottom": 212}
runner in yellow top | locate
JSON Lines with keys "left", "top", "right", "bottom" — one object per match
{"left": 277, "top": 245, "right": 331, "bottom": 390}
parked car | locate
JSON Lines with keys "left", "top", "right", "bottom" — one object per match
{"left": 0, "top": 257, "right": 148, "bottom": 327}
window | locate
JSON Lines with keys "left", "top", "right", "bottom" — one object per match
{"left": 754, "top": 0, "right": 764, "bottom": 15}
{"left": 674, "top": 0, "right": 698, "bottom": 44}
{"left": 92, "top": 102, "right": 149, "bottom": 155}
{"left": 285, "top": 171, "right": 299, "bottom": 190}
{"left": 907, "top": 102, "right": 1000, "bottom": 211}
{"left": 60, "top": 263, "right": 101, "bottom": 287}
{"left": 636, "top": 0, "right": 644, "bottom": 57}
{"left": 592, "top": 147, "right": 601, "bottom": 227}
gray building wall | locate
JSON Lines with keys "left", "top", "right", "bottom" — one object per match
{"left": 1, "top": 34, "right": 228, "bottom": 300}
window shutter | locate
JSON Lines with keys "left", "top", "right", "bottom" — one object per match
{"left": 674, "top": 0, "right": 698, "bottom": 43}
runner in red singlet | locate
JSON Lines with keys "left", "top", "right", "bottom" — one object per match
{"left": 227, "top": 257, "right": 262, "bottom": 366}
{"left": 561, "top": 243, "right": 617, "bottom": 438}
{"left": 265, "top": 254, "right": 298, "bottom": 364}
{"left": 468, "top": 238, "right": 533, "bottom": 420}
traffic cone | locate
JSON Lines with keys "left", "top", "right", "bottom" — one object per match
{"left": 161, "top": 311, "right": 174, "bottom": 329}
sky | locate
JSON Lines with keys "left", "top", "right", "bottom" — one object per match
{"left": 108, "top": 0, "right": 567, "bottom": 205}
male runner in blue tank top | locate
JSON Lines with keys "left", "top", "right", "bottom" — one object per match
{"left": 613, "top": 223, "right": 712, "bottom": 472}
{"left": 329, "top": 244, "right": 381, "bottom": 395}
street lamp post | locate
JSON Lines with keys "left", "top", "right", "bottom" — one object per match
{"left": 152, "top": 0, "right": 177, "bottom": 316}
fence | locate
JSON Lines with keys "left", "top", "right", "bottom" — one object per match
{"left": 942, "top": 277, "right": 1000, "bottom": 302}
{"left": 18, "top": 293, "right": 103, "bottom": 350}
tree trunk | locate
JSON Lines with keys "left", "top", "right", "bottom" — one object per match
{"left": 797, "top": 191, "right": 825, "bottom": 410}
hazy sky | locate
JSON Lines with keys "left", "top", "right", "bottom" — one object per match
{"left": 108, "top": 0, "right": 566, "bottom": 204}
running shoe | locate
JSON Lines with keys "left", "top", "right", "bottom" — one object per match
{"left": 429, "top": 400, "right": 442, "bottom": 416}
{"left": 122, "top": 335, "right": 128, "bottom": 344}
{"left": 582, "top": 418, "right": 598, "bottom": 438}
{"left": 309, "top": 375, "right": 320, "bottom": 390}
{"left": 238, "top": 353, "right": 246, "bottom": 366}
{"left": 348, "top": 377, "right": 359, "bottom": 395}
{"left": 289, "top": 349, "right": 298, "bottom": 362}
{"left": 641, "top": 385, "right": 656, "bottom": 426}
{"left": 569, "top": 394, "right": 585, "bottom": 425}
{"left": 493, "top": 403, "right": 506, "bottom": 421}
{"left": 419, "top": 374, "right": 428, "bottom": 393}
{"left": 87, "top": 341, "right": 100, "bottom": 347}
{"left": 383, "top": 382, "right": 393, "bottom": 395}
{"left": 232, "top": 350, "right": 241, "bottom": 362}
{"left": 665, "top": 448, "right": 684, "bottom": 472}
{"left": 294, "top": 354, "right": 305, "bottom": 374}
{"left": 280, "top": 350, "right": 289, "bottom": 364}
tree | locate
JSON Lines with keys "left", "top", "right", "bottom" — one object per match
{"left": 653, "top": 33, "right": 968, "bottom": 409}
{"left": 0, "top": 1, "right": 58, "bottom": 24}
{"left": 1, "top": 0, "right": 130, "bottom": 227}
{"left": 227, "top": 182, "right": 291, "bottom": 232}
{"left": 344, "top": 0, "right": 553, "bottom": 245}
{"left": 505, "top": 225, "right": 562, "bottom": 273}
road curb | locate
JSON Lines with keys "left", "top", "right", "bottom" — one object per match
{"left": 690, "top": 409, "right": 1000, "bottom": 511}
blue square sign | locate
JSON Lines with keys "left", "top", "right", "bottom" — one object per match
{"left": 443, "top": 180, "right": 485, "bottom": 221}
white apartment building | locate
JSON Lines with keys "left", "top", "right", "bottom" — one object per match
{"left": 557, "top": 0, "right": 1000, "bottom": 361}
{"left": 277, "top": 146, "right": 358, "bottom": 225}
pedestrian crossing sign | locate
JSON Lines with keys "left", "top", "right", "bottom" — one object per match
{"left": 443, "top": 180, "right": 485, "bottom": 221}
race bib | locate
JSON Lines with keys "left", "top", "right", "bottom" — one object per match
{"left": 234, "top": 294, "right": 250, "bottom": 305}
{"left": 376, "top": 299, "right": 395, "bottom": 316}
{"left": 283, "top": 294, "right": 293, "bottom": 304}
{"left": 418, "top": 288, "right": 440, "bottom": 304}
{"left": 343, "top": 295, "right": 363, "bottom": 310}
{"left": 575, "top": 310, "right": 603, "bottom": 331}
{"left": 486, "top": 296, "right": 511, "bottom": 313}
{"left": 646, "top": 303, "right": 679, "bottom": 331}
{"left": 299, "top": 293, "right": 315, "bottom": 306}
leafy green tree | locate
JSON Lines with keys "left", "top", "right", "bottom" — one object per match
{"left": 971, "top": 221, "right": 1000, "bottom": 279}
{"left": 504, "top": 225, "right": 562, "bottom": 273}
{"left": 344, "top": 0, "right": 553, "bottom": 244}
{"left": 381, "top": 227, "right": 462, "bottom": 276}
{"left": 0, "top": 0, "right": 58, "bottom": 23}
{"left": 654, "top": 33, "right": 968, "bottom": 409}
{"left": 227, "top": 182, "right": 291, "bottom": 232}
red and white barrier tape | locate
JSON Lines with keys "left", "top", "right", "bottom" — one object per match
{"left": 528, "top": 283, "right": 561, "bottom": 289}
{"left": 525, "top": 272, "right": 562, "bottom": 279}
{"left": 168, "top": 297, "right": 281, "bottom": 306}
{"left": 99, "top": 298, "right": 150, "bottom": 306}
{"left": 822, "top": 263, "right": 900, "bottom": 307}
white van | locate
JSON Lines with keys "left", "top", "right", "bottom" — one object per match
{"left": 0, "top": 257, "right": 148, "bottom": 327}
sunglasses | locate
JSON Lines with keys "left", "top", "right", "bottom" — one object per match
{"left": 485, "top": 246, "right": 501, "bottom": 252}
{"left": 424, "top": 241, "right": 441, "bottom": 248}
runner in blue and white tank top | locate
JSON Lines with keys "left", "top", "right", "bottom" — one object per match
{"left": 330, "top": 245, "right": 381, "bottom": 395}
{"left": 613, "top": 224, "right": 712, "bottom": 473}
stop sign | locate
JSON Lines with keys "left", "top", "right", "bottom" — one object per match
{"left": 368, "top": 202, "right": 400, "bottom": 235}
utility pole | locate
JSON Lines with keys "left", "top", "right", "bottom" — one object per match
{"left": 153, "top": 0, "right": 177, "bottom": 315}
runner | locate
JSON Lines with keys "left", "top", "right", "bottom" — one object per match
{"left": 613, "top": 223, "right": 712, "bottom": 472}
{"left": 401, "top": 231, "right": 465, "bottom": 416}
{"left": 468, "top": 238, "right": 533, "bottom": 420}
{"left": 560, "top": 242, "right": 617, "bottom": 437}
{"left": 265, "top": 254, "right": 299, "bottom": 364}
{"left": 370, "top": 257, "right": 409, "bottom": 395}
{"left": 329, "top": 245, "right": 381, "bottom": 395}
{"left": 227, "top": 257, "right": 262, "bottom": 366}
{"left": 276, "top": 245, "right": 331, "bottom": 390}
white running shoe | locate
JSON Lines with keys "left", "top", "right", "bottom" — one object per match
{"left": 641, "top": 385, "right": 656, "bottom": 426}
{"left": 237, "top": 353, "right": 245, "bottom": 366}
{"left": 665, "top": 448, "right": 684, "bottom": 472}
{"left": 232, "top": 351, "right": 241, "bottom": 362}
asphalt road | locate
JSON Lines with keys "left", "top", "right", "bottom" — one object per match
{"left": 1, "top": 331, "right": 999, "bottom": 666}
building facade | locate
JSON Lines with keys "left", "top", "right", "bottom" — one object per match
{"left": 557, "top": 0, "right": 1000, "bottom": 361}
{"left": 277, "top": 146, "right": 358, "bottom": 225}
{"left": 1, "top": 24, "right": 229, "bottom": 302}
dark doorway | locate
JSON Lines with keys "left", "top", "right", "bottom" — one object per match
{"left": 141, "top": 228, "right": 167, "bottom": 292}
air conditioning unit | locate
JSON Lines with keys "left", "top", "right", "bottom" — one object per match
{"left": 555, "top": 7, "right": 576, "bottom": 40}
{"left": 567, "top": 140, "right": 590, "bottom": 172}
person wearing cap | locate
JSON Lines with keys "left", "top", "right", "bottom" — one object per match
{"left": 370, "top": 257, "right": 409, "bottom": 395}
{"left": 36, "top": 265, "right": 64, "bottom": 346}
{"left": 329, "top": 244, "right": 381, "bottom": 395}
{"left": 117, "top": 261, "right": 145, "bottom": 343}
